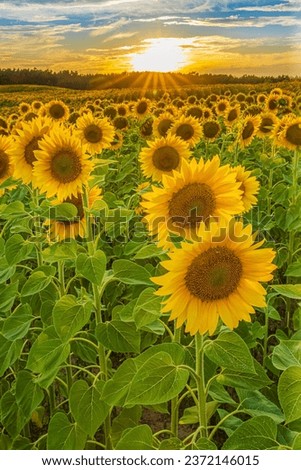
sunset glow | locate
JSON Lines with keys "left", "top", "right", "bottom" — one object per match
{"left": 130, "top": 38, "right": 186, "bottom": 72}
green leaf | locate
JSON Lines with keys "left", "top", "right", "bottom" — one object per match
{"left": 96, "top": 321, "right": 140, "bottom": 353}
{"left": 5, "top": 234, "right": 33, "bottom": 266}
{"left": 69, "top": 380, "right": 109, "bottom": 438}
{"left": 42, "top": 240, "right": 78, "bottom": 262}
{"left": 112, "top": 259, "right": 153, "bottom": 285}
{"left": 204, "top": 331, "right": 255, "bottom": 373}
{"left": 102, "top": 343, "right": 187, "bottom": 407}
{"left": 1, "top": 201, "right": 27, "bottom": 219}
{"left": 76, "top": 250, "right": 106, "bottom": 285}
{"left": 0, "top": 391, "right": 26, "bottom": 438}
{"left": 133, "top": 287, "right": 161, "bottom": 328}
{"left": 21, "top": 271, "right": 53, "bottom": 297}
{"left": 27, "top": 329, "right": 70, "bottom": 387}
{"left": 102, "top": 359, "right": 138, "bottom": 406}
{"left": 292, "top": 433, "right": 301, "bottom": 450}
{"left": 271, "top": 284, "right": 301, "bottom": 299}
{"left": 15, "top": 371, "right": 44, "bottom": 422}
{"left": 2, "top": 304, "right": 33, "bottom": 341}
{"left": 0, "top": 334, "right": 22, "bottom": 377}
{"left": 47, "top": 202, "right": 78, "bottom": 219}
{"left": 134, "top": 244, "right": 166, "bottom": 260}
{"left": 222, "top": 416, "right": 278, "bottom": 450}
{"left": 0, "top": 281, "right": 19, "bottom": 312}
{"left": 47, "top": 412, "right": 87, "bottom": 450}
{"left": 278, "top": 366, "right": 301, "bottom": 424}
{"left": 111, "top": 406, "right": 142, "bottom": 447}
{"left": 115, "top": 425, "right": 153, "bottom": 450}
{"left": 237, "top": 389, "right": 284, "bottom": 423}
{"left": 53, "top": 295, "right": 93, "bottom": 341}
{"left": 285, "top": 262, "right": 301, "bottom": 277}
{"left": 272, "top": 340, "right": 301, "bottom": 370}
{"left": 125, "top": 351, "right": 189, "bottom": 405}
{"left": 217, "top": 359, "right": 271, "bottom": 390}
{"left": 179, "top": 406, "right": 199, "bottom": 425}
{"left": 159, "top": 438, "right": 183, "bottom": 450}
{"left": 0, "top": 257, "right": 16, "bottom": 284}
{"left": 194, "top": 438, "right": 217, "bottom": 450}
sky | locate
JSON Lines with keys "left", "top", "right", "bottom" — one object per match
{"left": 0, "top": 0, "right": 300, "bottom": 76}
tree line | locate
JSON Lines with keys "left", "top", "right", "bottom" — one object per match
{"left": 0, "top": 68, "right": 295, "bottom": 90}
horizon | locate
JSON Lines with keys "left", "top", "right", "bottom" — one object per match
{"left": 1, "top": 0, "right": 301, "bottom": 77}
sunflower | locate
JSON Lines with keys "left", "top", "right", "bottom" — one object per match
{"left": 231, "top": 165, "right": 259, "bottom": 212}
{"left": 169, "top": 115, "right": 202, "bottom": 148}
{"left": 279, "top": 116, "right": 301, "bottom": 150}
{"left": 33, "top": 126, "right": 94, "bottom": 201}
{"left": 151, "top": 220, "right": 276, "bottom": 335}
{"left": 45, "top": 100, "right": 70, "bottom": 122}
{"left": 11, "top": 116, "right": 52, "bottom": 184}
{"left": 257, "top": 112, "right": 279, "bottom": 139}
{"left": 215, "top": 99, "right": 230, "bottom": 116}
{"left": 32, "top": 101, "right": 43, "bottom": 112}
{"left": 116, "top": 104, "right": 128, "bottom": 117}
{"left": 185, "top": 105, "right": 203, "bottom": 120}
{"left": 75, "top": 112, "right": 115, "bottom": 154}
{"left": 266, "top": 94, "right": 279, "bottom": 114}
{"left": 238, "top": 115, "right": 261, "bottom": 148}
{"left": 256, "top": 93, "right": 267, "bottom": 106}
{"left": 0, "top": 135, "right": 15, "bottom": 184}
{"left": 134, "top": 99, "right": 150, "bottom": 119}
{"left": 153, "top": 112, "right": 175, "bottom": 138}
{"left": 139, "top": 135, "right": 191, "bottom": 182}
{"left": 203, "top": 107, "right": 213, "bottom": 120}
{"left": 224, "top": 105, "right": 241, "bottom": 127}
{"left": 0, "top": 116, "right": 8, "bottom": 130}
{"left": 141, "top": 156, "right": 244, "bottom": 248}
{"left": 202, "top": 120, "right": 221, "bottom": 141}
{"left": 19, "top": 102, "right": 31, "bottom": 115}
{"left": 45, "top": 186, "right": 102, "bottom": 241}
{"left": 113, "top": 116, "right": 128, "bottom": 131}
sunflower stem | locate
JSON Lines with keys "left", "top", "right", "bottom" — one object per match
{"left": 195, "top": 332, "right": 208, "bottom": 438}
{"left": 286, "top": 148, "right": 300, "bottom": 330}
{"left": 82, "top": 183, "right": 112, "bottom": 449}
{"left": 171, "top": 325, "right": 181, "bottom": 437}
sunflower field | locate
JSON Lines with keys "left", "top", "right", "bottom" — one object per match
{"left": 1, "top": 82, "right": 301, "bottom": 451}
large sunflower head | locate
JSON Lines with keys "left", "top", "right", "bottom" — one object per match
{"left": 169, "top": 115, "right": 202, "bottom": 148}
{"left": 45, "top": 186, "right": 102, "bottom": 241}
{"left": 141, "top": 156, "right": 244, "bottom": 248}
{"left": 231, "top": 165, "right": 260, "bottom": 212}
{"left": 215, "top": 99, "right": 230, "bottom": 116}
{"left": 185, "top": 106, "right": 203, "bottom": 120}
{"left": 139, "top": 135, "right": 191, "bottom": 182}
{"left": 278, "top": 116, "right": 301, "bottom": 150}
{"left": 19, "top": 102, "right": 31, "bottom": 115}
{"left": 224, "top": 105, "right": 241, "bottom": 127}
{"left": 75, "top": 112, "right": 115, "bottom": 154}
{"left": 11, "top": 116, "right": 52, "bottom": 184}
{"left": 103, "top": 105, "right": 117, "bottom": 121}
{"left": 202, "top": 120, "right": 221, "bottom": 141}
{"left": 238, "top": 114, "right": 261, "bottom": 148}
{"left": 152, "top": 220, "right": 276, "bottom": 335}
{"left": 257, "top": 112, "right": 279, "bottom": 139}
{"left": 45, "top": 100, "right": 70, "bottom": 122}
{"left": 134, "top": 99, "right": 150, "bottom": 119}
{"left": 153, "top": 112, "right": 175, "bottom": 138}
{"left": 0, "top": 135, "right": 15, "bottom": 184}
{"left": 33, "top": 126, "right": 94, "bottom": 201}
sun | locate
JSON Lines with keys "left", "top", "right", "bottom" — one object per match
{"left": 131, "top": 38, "right": 186, "bottom": 72}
